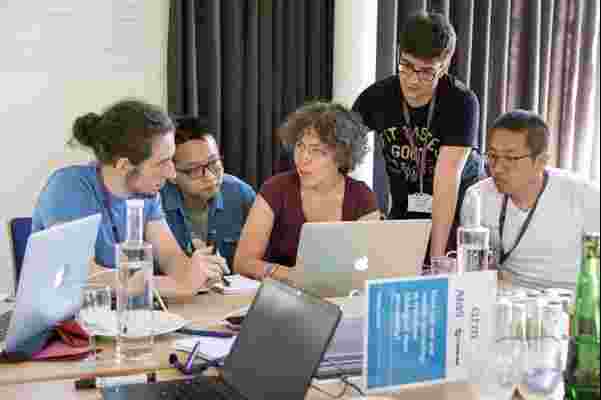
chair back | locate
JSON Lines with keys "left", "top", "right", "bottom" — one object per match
{"left": 7, "top": 217, "right": 32, "bottom": 295}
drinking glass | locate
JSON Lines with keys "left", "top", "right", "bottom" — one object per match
{"left": 467, "top": 299, "right": 527, "bottom": 399}
{"left": 430, "top": 251, "right": 458, "bottom": 274}
{"left": 78, "top": 286, "right": 112, "bottom": 362}
{"left": 518, "top": 299, "right": 565, "bottom": 400}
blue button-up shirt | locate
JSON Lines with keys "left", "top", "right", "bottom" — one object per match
{"left": 160, "top": 174, "right": 256, "bottom": 270}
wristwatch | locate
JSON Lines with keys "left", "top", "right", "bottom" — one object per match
{"left": 263, "top": 262, "right": 277, "bottom": 279}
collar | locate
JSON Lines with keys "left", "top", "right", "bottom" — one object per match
{"left": 161, "top": 182, "right": 224, "bottom": 213}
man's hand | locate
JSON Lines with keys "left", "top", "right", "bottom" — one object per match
{"left": 191, "top": 247, "right": 226, "bottom": 287}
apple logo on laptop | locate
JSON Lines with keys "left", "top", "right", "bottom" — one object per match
{"left": 353, "top": 256, "right": 369, "bottom": 272}
{"left": 53, "top": 264, "right": 71, "bottom": 289}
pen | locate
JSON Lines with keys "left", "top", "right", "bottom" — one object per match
{"left": 153, "top": 287, "right": 168, "bottom": 312}
{"left": 205, "top": 239, "right": 231, "bottom": 288}
{"left": 177, "top": 327, "right": 235, "bottom": 338}
{"left": 75, "top": 372, "right": 156, "bottom": 390}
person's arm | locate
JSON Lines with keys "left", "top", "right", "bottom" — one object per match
{"left": 359, "top": 211, "right": 381, "bottom": 221}
{"left": 431, "top": 146, "right": 471, "bottom": 257}
{"left": 234, "top": 195, "right": 281, "bottom": 280}
{"left": 145, "top": 219, "right": 224, "bottom": 296}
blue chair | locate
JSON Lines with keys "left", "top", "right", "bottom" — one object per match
{"left": 7, "top": 217, "right": 32, "bottom": 295}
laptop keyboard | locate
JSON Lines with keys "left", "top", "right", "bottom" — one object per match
{"left": 102, "top": 376, "right": 244, "bottom": 400}
{"left": 0, "top": 310, "right": 13, "bottom": 342}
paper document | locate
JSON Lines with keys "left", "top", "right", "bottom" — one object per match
{"left": 173, "top": 336, "right": 236, "bottom": 361}
{"left": 213, "top": 275, "right": 260, "bottom": 295}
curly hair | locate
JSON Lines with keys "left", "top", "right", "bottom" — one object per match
{"left": 278, "top": 102, "right": 370, "bottom": 174}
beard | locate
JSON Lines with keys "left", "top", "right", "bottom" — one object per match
{"left": 125, "top": 168, "right": 162, "bottom": 198}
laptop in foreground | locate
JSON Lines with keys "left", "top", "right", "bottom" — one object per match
{"left": 101, "top": 278, "right": 343, "bottom": 400}
{"left": 291, "top": 220, "right": 431, "bottom": 298}
{"left": 0, "top": 214, "right": 101, "bottom": 356}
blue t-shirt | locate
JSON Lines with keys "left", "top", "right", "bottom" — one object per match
{"left": 31, "top": 164, "right": 164, "bottom": 268}
{"left": 160, "top": 174, "right": 256, "bottom": 270}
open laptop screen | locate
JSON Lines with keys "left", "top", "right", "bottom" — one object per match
{"left": 292, "top": 220, "right": 432, "bottom": 298}
{"left": 222, "top": 278, "right": 342, "bottom": 400}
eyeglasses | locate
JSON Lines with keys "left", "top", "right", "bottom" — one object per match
{"left": 483, "top": 152, "right": 534, "bottom": 167}
{"left": 294, "top": 142, "right": 329, "bottom": 161}
{"left": 398, "top": 58, "right": 442, "bottom": 83}
{"left": 175, "top": 155, "right": 222, "bottom": 178}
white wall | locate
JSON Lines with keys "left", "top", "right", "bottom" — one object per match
{"left": 333, "top": 0, "right": 378, "bottom": 189}
{"left": 0, "top": 1, "right": 169, "bottom": 294}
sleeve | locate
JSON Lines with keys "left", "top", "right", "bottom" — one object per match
{"left": 259, "top": 174, "right": 287, "bottom": 216}
{"left": 145, "top": 194, "right": 165, "bottom": 222}
{"left": 350, "top": 180, "right": 379, "bottom": 219}
{"left": 31, "top": 170, "right": 101, "bottom": 233}
{"left": 352, "top": 89, "right": 376, "bottom": 131}
{"left": 239, "top": 181, "right": 257, "bottom": 221}
{"left": 441, "top": 89, "right": 480, "bottom": 149}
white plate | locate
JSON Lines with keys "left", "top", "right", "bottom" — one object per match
{"left": 84, "top": 310, "right": 190, "bottom": 338}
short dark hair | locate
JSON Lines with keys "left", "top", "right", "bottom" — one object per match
{"left": 398, "top": 11, "right": 456, "bottom": 61}
{"left": 278, "top": 102, "right": 369, "bottom": 175}
{"left": 70, "top": 99, "right": 174, "bottom": 165}
{"left": 489, "top": 110, "right": 550, "bottom": 157}
{"left": 171, "top": 115, "right": 213, "bottom": 145}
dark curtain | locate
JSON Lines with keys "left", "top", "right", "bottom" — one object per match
{"left": 168, "top": 0, "right": 334, "bottom": 189}
{"left": 392, "top": 0, "right": 600, "bottom": 178}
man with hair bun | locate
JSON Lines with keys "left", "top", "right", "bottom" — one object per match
{"left": 32, "top": 99, "right": 225, "bottom": 297}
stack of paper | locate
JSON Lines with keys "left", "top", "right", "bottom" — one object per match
{"left": 173, "top": 336, "right": 236, "bottom": 361}
{"left": 213, "top": 274, "right": 260, "bottom": 295}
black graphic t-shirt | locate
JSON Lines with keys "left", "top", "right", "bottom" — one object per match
{"left": 352, "top": 74, "right": 480, "bottom": 220}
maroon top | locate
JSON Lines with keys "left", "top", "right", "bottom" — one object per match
{"left": 260, "top": 170, "right": 378, "bottom": 267}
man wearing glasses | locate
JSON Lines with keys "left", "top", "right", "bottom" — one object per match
{"left": 160, "top": 117, "right": 256, "bottom": 269}
{"left": 352, "top": 12, "right": 480, "bottom": 260}
{"left": 461, "top": 110, "right": 600, "bottom": 290}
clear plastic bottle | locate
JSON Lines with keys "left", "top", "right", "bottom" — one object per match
{"left": 115, "top": 199, "right": 154, "bottom": 362}
{"left": 457, "top": 186, "right": 490, "bottom": 273}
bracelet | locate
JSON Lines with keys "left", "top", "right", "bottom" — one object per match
{"left": 263, "top": 262, "right": 277, "bottom": 279}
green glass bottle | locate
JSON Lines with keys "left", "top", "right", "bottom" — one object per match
{"left": 565, "top": 233, "right": 600, "bottom": 400}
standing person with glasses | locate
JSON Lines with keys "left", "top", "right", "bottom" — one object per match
{"left": 31, "top": 99, "right": 225, "bottom": 298}
{"left": 461, "top": 110, "right": 600, "bottom": 290}
{"left": 352, "top": 11, "right": 481, "bottom": 261}
{"left": 234, "top": 102, "right": 380, "bottom": 282}
{"left": 160, "top": 116, "right": 256, "bottom": 270}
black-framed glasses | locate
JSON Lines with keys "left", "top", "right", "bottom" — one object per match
{"left": 398, "top": 58, "right": 442, "bottom": 82}
{"left": 175, "top": 155, "right": 222, "bottom": 178}
{"left": 483, "top": 152, "right": 534, "bottom": 166}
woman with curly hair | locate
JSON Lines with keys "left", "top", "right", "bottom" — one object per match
{"left": 235, "top": 102, "right": 380, "bottom": 282}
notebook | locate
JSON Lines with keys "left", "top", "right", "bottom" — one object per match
{"left": 291, "top": 220, "right": 432, "bottom": 298}
{"left": 212, "top": 274, "right": 260, "bottom": 295}
{"left": 102, "top": 278, "right": 343, "bottom": 400}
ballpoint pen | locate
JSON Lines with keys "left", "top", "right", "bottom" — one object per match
{"left": 205, "top": 239, "right": 230, "bottom": 287}
{"left": 177, "top": 327, "right": 235, "bottom": 338}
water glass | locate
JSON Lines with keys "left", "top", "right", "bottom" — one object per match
{"left": 78, "top": 286, "right": 112, "bottom": 362}
{"left": 467, "top": 299, "right": 526, "bottom": 400}
{"left": 518, "top": 300, "right": 565, "bottom": 400}
{"left": 430, "top": 252, "right": 458, "bottom": 275}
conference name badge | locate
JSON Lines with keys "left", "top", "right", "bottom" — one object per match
{"left": 407, "top": 193, "right": 433, "bottom": 214}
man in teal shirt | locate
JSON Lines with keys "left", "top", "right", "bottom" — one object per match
{"left": 161, "top": 117, "right": 256, "bottom": 271}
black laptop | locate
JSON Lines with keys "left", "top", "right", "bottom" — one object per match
{"left": 101, "top": 278, "right": 343, "bottom": 400}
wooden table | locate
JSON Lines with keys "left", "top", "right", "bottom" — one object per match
{"left": 0, "top": 291, "right": 485, "bottom": 399}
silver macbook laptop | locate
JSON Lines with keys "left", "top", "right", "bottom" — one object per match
{"left": 290, "top": 220, "right": 431, "bottom": 298}
{"left": 0, "top": 214, "right": 101, "bottom": 356}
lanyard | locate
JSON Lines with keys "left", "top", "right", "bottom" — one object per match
{"left": 97, "top": 167, "right": 121, "bottom": 243}
{"left": 401, "top": 90, "right": 438, "bottom": 194}
{"left": 498, "top": 171, "right": 549, "bottom": 265}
